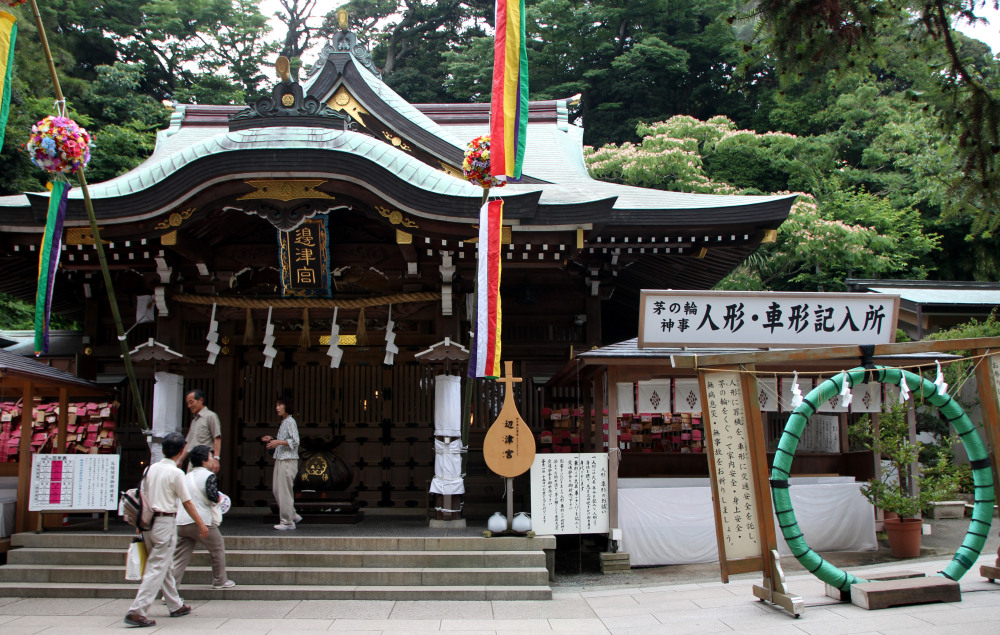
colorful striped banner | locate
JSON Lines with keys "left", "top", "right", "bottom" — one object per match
{"left": 469, "top": 199, "right": 503, "bottom": 378}
{"left": 34, "top": 181, "right": 69, "bottom": 355}
{"left": 490, "top": 0, "right": 528, "bottom": 181}
{"left": 0, "top": 11, "right": 16, "bottom": 150}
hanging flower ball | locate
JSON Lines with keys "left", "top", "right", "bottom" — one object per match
{"left": 1, "top": 1, "right": 28, "bottom": 7}
{"left": 462, "top": 135, "right": 505, "bottom": 189}
{"left": 27, "top": 116, "right": 92, "bottom": 175}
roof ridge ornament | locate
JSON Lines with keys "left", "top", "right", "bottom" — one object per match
{"left": 305, "top": 9, "right": 382, "bottom": 80}
{"left": 229, "top": 64, "right": 351, "bottom": 131}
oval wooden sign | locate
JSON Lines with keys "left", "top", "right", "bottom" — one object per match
{"left": 483, "top": 407, "right": 536, "bottom": 478}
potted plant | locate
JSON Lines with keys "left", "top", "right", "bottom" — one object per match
{"left": 849, "top": 402, "right": 945, "bottom": 557}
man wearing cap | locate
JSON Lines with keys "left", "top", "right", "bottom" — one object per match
{"left": 171, "top": 444, "right": 235, "bottom": 590}
{"left": 125, "top": 432, "right": 208, "bottom": 628}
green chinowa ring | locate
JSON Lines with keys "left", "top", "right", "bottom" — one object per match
{"left": 771, "top": 366, "right": 995, "bottom": 591}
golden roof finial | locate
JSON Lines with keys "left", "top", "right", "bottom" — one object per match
{"left": 337, "top": 9, "right": 349, "bottom": 31}
{"left": 275, "top": 56, "right": 291, "bottom": 83}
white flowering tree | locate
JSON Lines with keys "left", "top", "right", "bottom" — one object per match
{"left": 584, "top": 115, "right": 940, "bottom": 292}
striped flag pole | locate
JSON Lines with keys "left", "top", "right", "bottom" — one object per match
{"left": 469, "top": 198, "right": 503, "bottom": 378}
{"left": 0, "top": 10, "right": 16, "bottom": 150}
{"left": 490, "top": 0, "right": 528, "bottom": 180}
{"left": 34, "top": 180, "right": 69, "bottom": 355}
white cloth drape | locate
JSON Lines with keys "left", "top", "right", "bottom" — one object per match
{"left": 673, "top": 379, "right": 702, "bottom": 413}
{"left": 430, "top": 374, "right": 464, "bottom": 496}
{"left": 618, "top": 477, "right": 876, "bottom": 566}
{"left": 636, "top": 380, "right": 671, "bottom": 413}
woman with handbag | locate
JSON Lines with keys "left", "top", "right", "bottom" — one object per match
{"left": 261, "top": 396, "right": 301, "bottom": 530}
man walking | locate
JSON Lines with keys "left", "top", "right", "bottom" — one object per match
{"left": 177, "top": 389, "right": 222, "bottom": 469}
{"left": 125, "top": 432, "right": 208, "bottom": 628}
{"left": 171, "top": 444, "right": 235, "bottom": 590}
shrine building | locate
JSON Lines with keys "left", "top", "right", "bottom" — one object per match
{"left": 0, "top": 24, "right": 796, "bottom": 515}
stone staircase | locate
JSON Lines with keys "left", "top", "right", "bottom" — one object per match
{"left": 0, "top": 532, "right": 555, "bottom": 600}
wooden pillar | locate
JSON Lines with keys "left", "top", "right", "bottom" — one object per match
{"left": 56, "top": 388, "right": 69, "bottom": 455}
{"left": 606, "top": 367, "right": 619, "bottom": 531}
{"left": 15, "top": 381, "right": 34, "bottom": 534}
{"left": 213, "top": 322, "right": 237, "bottom": 489}
{"left": 582, "top": 377, "right": 593, "bottom": 452}
{"left": 973, "top": 350, "right": 1000, "bottom": 576}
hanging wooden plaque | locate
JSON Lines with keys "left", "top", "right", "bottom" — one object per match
{"left": 483, "top": 362, "right": 536, "bottom": 478}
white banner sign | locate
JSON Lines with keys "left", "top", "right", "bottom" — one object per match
{"left": 530, "top": 453, "right": 610, "bottom": 535}
{"left": 29, "top": 454, "right": 120, "bottom": 511}
{"left": 639, "top": 290, "right": 899, "bottom": 348}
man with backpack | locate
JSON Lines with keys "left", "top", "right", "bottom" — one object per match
{"left": 125, "top": 432, "right": 208, "bottom": 628}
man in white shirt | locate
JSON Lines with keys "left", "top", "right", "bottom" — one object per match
{"left": 125, "top": 432, "right": 208, "bottom": 628}
{"left": 171, "top": 444, "right": 234, "bottom": 590}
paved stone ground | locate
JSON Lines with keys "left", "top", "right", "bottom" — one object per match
{"left": 2, "top": 514, "right": 998, "bottom": 633}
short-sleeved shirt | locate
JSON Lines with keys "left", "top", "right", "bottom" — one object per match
{"left": 144, "top": 457, "right": 191, "bottom": 513}
{"left": 274, "top": 416, "right": 299, "bottom": 460}
{"left": 186, "top": 406, "right": 222, "bottom": 449}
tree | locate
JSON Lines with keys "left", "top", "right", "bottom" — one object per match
{"left": 746, "top": 1, "right": 1000, "bottom": 240}
{"left": 585, "top": 115, "right": 941, "bottom": 292}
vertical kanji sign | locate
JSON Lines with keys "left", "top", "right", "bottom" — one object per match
{"left": 279, "top": 216, "right": 331, "bottom": 297}
{"left": 700, "top": 365, "right": 803, "bottom": 616}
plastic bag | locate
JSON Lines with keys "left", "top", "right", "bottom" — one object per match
{"left": 125, "top": 537, "right": 147, "bottom": 581}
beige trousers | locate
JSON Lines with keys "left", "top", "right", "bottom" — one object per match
{"left": 273, "top": 459, "right": 298, "bottom": 526}
{"left": 129, "top": 516, "right": 183, "bottom": 616}
{"left": 172, "top": 523, "right": 228, "bottom": 587}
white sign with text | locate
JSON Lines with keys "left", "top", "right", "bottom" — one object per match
{"left": 639, "top": 290, "right": 899, "bottom": 348}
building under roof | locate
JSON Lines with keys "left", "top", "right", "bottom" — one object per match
{"left": 847, "top": 279, "right": 1000, "bottom": 339}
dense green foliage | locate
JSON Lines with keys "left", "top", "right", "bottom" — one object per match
{"left": 2, "top": 0, "right": 1000, "bottom": 290}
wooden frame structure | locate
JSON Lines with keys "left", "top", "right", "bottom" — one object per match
{"left": 0, "top": 350, "right": 109, "bottom": 533}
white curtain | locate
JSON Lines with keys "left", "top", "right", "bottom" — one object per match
{"left": 756, "top": 377, "right": 778, "bottom": 412}
{"left": 673, "top": 379, "right": 702, "bottom": 413}
{"left": 636, "top": 380, "right": 671, "bottom": 413}
{"left": 616, "top": 382, "right": 635, "bottom": 416}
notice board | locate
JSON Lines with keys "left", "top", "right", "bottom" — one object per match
{"left": 28, "top": 454, "right": 120, "bottom": 511}
{"left": 530, "top": 453, "right": 609, "bottom": 535}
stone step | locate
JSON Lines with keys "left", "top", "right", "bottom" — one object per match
{"left": 0, "top": 581, "right": 552, "bottom": 601}
{"left": 0, "top": 564, "right": 550, "bottom": 587}
{"left": 7, "top": 547, "right": 547, "bottom": 569}
{"left": 11, "top": 533, "right": 555, "bottom": 552}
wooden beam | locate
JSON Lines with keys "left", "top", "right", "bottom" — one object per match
{"left": 666, "top": 337, "right": 1000, "bottom": 369}
{"left": 161, "top": 229, "right": 213, "bottom": 270}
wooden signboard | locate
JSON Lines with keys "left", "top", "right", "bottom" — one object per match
{"left": 639, "top": 290, "right": 899, "bottom": 348}
{"left": 483, "top": 362, "right": 536, "bottom": 478}
{"left": 700, "top": 366, "right": 802, "bottom": 616}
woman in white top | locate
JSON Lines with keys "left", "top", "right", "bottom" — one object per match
{"left": 172, "top": 445, "right": 234, "bottom": 589}
{"left": 262, "top": 397, "right": 300, "bottom": 530}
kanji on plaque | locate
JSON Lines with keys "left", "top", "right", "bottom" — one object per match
{"left": 483, "top": 362, "right": 536, "bottom": 478}
{"left": 278, "top": 216, "right": 331, "bottom": 297}
{"left": 702, "top": 371, "right": 761, "bottom": 559}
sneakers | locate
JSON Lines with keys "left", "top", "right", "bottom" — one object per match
{"left": 293, "top": 514, "right": 303, "bottom": 523}
{"left": 212, "top": 579, "right": 236, "bottom": 589}
{"left": 124, "top": 611, "right": 155, "bottom": 627}
{"left": 274, "top": 523, "right": 296, "bottom": 530}
{"left": 169, "top": 604, "right": 192, "bottom": 618}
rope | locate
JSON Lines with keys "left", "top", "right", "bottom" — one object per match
{"left": 173, "top": 292, "right": 440, "bottom": 310}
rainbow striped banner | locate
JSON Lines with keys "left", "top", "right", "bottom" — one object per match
{"left": 0, "top": 11, "right": 16, "bottom": 150}
{"left": 490, "top": 0, "right": 528, "bottom": 181}
{"left": 34, "top": 181, "right": 69, "bottom": 355}
{"left": 469, "top": 199, "right": 503, "bottom": 378}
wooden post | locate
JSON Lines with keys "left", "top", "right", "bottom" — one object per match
{"left": 606, "top": 366, "right": 619, "bottom": 534}
{"left": 973, "top": 350, "right": 1000, "bottom": 580}
{"left": 56, "top": 387, "right": 68, "bottom": 455}
{"left": 15, "top": 381, "right": 34, "bottom": 534}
